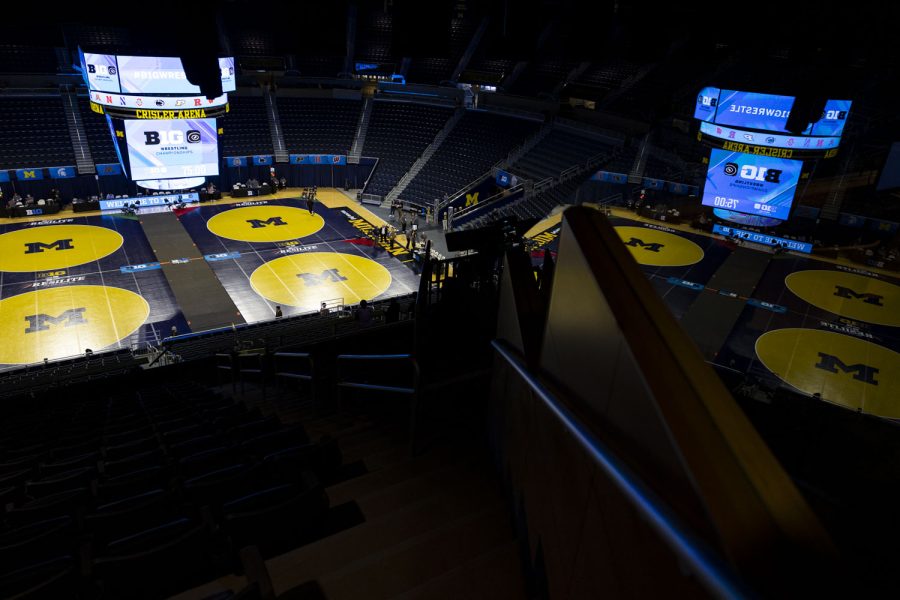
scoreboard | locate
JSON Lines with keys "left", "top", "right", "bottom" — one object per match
{"left": 695, "top": 86, "right": 852, "bottom": 223}
{"left": 80, "top": 49, "right": 232, "bottom": 187}
{"left": 81, "top": 51, "right": 234, "bottom": 120}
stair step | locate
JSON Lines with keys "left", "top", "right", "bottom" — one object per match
{"left": 392, "top": 539, "right": 527, "bottom": 600}
{"left": 264, "top": 478, "right": 503, "bottom": 595}
{"left": 328, "top": 447, "right": 481, "bottom": 516}
{"left": 318, "top": 502, "right": 513, "bottom": 600}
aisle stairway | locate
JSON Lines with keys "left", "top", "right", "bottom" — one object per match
{"left": 177, "top": 385, "right": 526, "bottom": 600}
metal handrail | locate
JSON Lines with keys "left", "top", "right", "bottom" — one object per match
{"left": 453, "top": 184, "right": 524, "bottom": 220}
{"left": 438, "top": 170, "right": 493, "bottom": 211}
{"left": 491, "top": 339, "right": 751, "bottom": 600}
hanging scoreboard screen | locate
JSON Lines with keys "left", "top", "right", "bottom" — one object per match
{"left": 124, "top": 119, "right": 219, "bottom": 180}
{"left": 117, "top": 56, "right": 236, "bottom": 95}
{"left": 701, "top": 149, "right": 802, "bottom": 221}
{"left": 693, "top": 87, "right": 851, "bottom": 138}
{"left": 80, "top": 50, "right": 236, "bottom": 95}
{"left": 82, "top": 53, "right": 120, "bottom": 93}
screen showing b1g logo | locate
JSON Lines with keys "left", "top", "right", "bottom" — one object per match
{"left": 701, "top": 149, "right": 801, "bottom": 221}
{"left": 125, "top": 119, "right": 219, "bottom": 180}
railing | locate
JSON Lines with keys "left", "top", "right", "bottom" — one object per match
{"left": 492, "top": 339, "right": 750, "bottom": 599}
{"left": 159, "top": 293, "right": 416, "bottom": 362}
{"left": 451, "top": 184, "right": 524, "bottom": 226}
{"left": 437, "top": 169, "right": 493, "bottom": 212}
{"left": 336, "top": 353, "right": 421, "bottom": 453}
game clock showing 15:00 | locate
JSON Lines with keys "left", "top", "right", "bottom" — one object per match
{"left": 701, "top": 149, "right": 802, "bottom": 221}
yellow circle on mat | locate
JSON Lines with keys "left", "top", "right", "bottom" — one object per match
{"left": 614, "top": 226, "right": 704, "bottom": 267}
{"left": 0, "top": 285, "right": 149, "bottom": 365}
{"left": 0, "top": 225, "right": 123, "bottom": 272}
{"left": 785, "top": 270, "right": 900, "bottom": 327}
{"left": 250, "top": 252, "right": 392, "bottom": 311}
{"left": 206, "top": 206, "right": 324, "bottom": 243}
{"left": 756, "top": 328, "right": 900, "bottom": 418}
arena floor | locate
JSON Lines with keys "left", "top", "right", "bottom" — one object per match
{"left": 0, "top": 189, "right": 418, "bottom": 369}
{"left": 526, "top": 209, "right": 900, "bottom": 419}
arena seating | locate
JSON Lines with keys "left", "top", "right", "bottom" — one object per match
{"left": 0, "top": 380, "right": 339, "bottom": 598}
{"left": 354, "top": 8, "right": 395, "bottom": 66}
{"left": 0, "top": 45, "right": 58, "bottom": 74}
{"left": 574, "top": 58, "right": 639, "bottom": 92}
{"left": 466, "top": 57, "right": 516, "bottom": 82}
{"left": 510, "top": 128, "right": 618, "bottom": 183}
{"left": 405, "top": 16, "right": 479, "bottom": 85}
{"left": 219, "top": 96, "right": 274, "bottom": 157}
{"left": 604, "top": 53, "right": 718, "bottom": 120}
{"left": 361, "top": 101, "right": 454, "bottom": 198}
{"left": 232, "top": 32, "right": 278, "bottom": 57}
{"left": 277, "top": 97, "right": 361, "bottom": 155}
{"left": 60, "top": 24, "right": 130, "bottom": 50}
{"left": 291, "top": 56, "right": 346, "bottom": 78}
{"left": 401, "top": 111, "right": 541, "bottom": 205}
{"left": 0, "top": 97, "right": 74, "bottom": 170}
{"left": 77, "top": 96, "right": 119, "bottom": 164}
{"left": 508, "top": 59, "right": 577, "bottom": 97}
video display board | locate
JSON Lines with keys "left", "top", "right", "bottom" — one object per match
{"left": 694, "top": 87, "right": 851, "bottom": 137}
{"left": 80, "top": 50, "right": 236, "bottom": 95}
{"left": 124, "top": 119, "right": 219, "bottom": 180}
{"left": 701, "top": 149, "right": 802, "bottom": 221}
{"left": 82, "top": 53, "right": 120, "bottom": 93}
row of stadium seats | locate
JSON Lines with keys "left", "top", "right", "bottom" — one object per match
{"left": 510, "top": 128, "right": 618, "bottom": 182}
{"left": 77, "top": 97, "right": 119, "bottom": 164}
{"left": 402, "top": 111, "right": 541, "bottom": 205}
{"left": 0, "top": 45, "right": 59, "bottom": 74}
{"left": 0, "top": 97, "right": 74, "bottom": 170}
{"left": 277, "top": 97, "right": 361, "bottom": 155}
{"left": 405, "top": 16, "right": 479, "bottom": 85}
{"left": 361, "top": 101, "right": 454, "bottom": 198}
{"left": 0, "top": 381, "right": 341, "bottom": 599}
{"left": 219, "top": 96, "right": 274, "bottom": 156}
{"left": 509, "top": 59, "right": 578, "bottom": 96}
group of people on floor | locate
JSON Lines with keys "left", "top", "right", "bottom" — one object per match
{"left": 3, "top": 188, "right": 61, "bottom": 209}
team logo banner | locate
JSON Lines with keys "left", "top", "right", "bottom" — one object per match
{"left": 0, "top": 171, "right": 9, "bottom": 182}
{"left": 590, "top": 171, "right": 628, "bottom": 184}
{"left": 253, "top": 156, "right": 273, "bottom": 166}
{"left": 97, "top": 163, "right": 123, "bottom": 176}
{"left": 838, "top": 213, "right": 866, "bottom": 228}
{"left": 290, "top": 154, "right": 347, "bottom": 165}
{"left": 16, "top": 168, "right": 44, "bottom": 181}
{"left": 226, "top": 157, "right": 248, "bottom": 168}
{"left": 868, "top": 219, "right": 899, "bottom": 234}
{"left": 50, "top": 166, "right": 77, "bottom": 179}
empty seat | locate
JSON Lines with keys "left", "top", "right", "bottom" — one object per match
{"left": 25, "top": 467, "right": 95, "bottom": 499}
{"left": 223, "top": 473, "right": 328, "bottom": 554}
{"left": 96, "top": 466, "right": 172, "bottom": 504}
{"left": 0, "top": 516, "right": 74, "bottom": 571}
{"left": 102, "top": 450, "right": 164, "bottom": 479}
{"left": 93, "top": 518, "right": 217, "bottom": 599}
{"left": 85, "top": 489, "right": 182, "bottom": 550}
{"left": 6, "top": 488, "right": 90, "bottom": 528}
{"left": 0, "top": 555, "right": 75, "bottom": 600}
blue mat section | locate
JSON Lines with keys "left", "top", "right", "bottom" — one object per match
{"left": 715, "top": 257, "right": 900, "bottom": 386}
{"left": 0, "top": 214, "right": 188, "bottom": 365}
{"left": 177, "top": 198, "right": 420, "bottom": 322}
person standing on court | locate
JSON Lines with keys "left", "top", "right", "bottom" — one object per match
{"left": 306, "top": 193, "right": 314, "bottom": 215}
{"left": 275, "top": 306, "right": 283, "bottom": 318}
